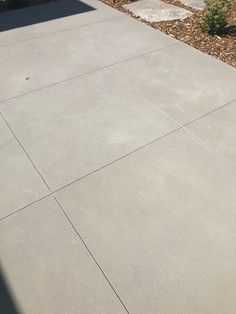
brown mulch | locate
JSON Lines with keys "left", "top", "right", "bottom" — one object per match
{"left": 101, "top": 0, "right": 236, "bottom": 68}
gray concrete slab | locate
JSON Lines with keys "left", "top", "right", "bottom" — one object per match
{"left": 0, "top": 196, "right": 127, "bottom": 314}
{"left": 0, "top": 14, "right": 176, "bottom": 101}
{"left": 124, "top": 0, "right": 192, "bottom": 22}
{"left": 1, "top": 41, "right": 236, "bottom": 192}
{"left": 0, "top": 116, "right": 48, "bottom": 219}
{"left": 92, "top": 43, "right": 236, "bottom": 125}
{"left": 0, "top": 0, "right": 122, "bottom": 46}
{"left": 188, "top": 100, "right": 236, "bottom": 165}
{"left": 56, "top": 128, "right": 236, "bottom": 314}
{"left": 0, "top": 67, "right": 180, "bottom": 191}
{"left": 1, "top": 1, "right": 236, "bottom": 313}
{"left": 180, "top": 0, "right": 205, "bottom": 10}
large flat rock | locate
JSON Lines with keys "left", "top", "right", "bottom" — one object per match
{"left": 180, "top": 0, "right": 205, "bottom": 10}
{"left": 123, "top": 0, "right": 192, "bottom": 22}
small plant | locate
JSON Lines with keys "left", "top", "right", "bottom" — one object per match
{"left": 200, "top": 0, "right": 230, "bottom": 35}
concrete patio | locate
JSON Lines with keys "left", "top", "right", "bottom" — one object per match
{"left": 0, "top": 0, "right": 236, "bottom": 313}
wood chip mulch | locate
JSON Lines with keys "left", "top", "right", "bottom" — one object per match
{"left": 101, "top": 0, "right": 236, "bottom": 68}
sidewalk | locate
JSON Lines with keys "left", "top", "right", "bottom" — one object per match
{"left": 0, "top": 0, "right": 236, "bottom": 313}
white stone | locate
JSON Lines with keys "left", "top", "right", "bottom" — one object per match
{"left": 123, "top": 0, "right": 192, "bottom": 22}
{"left": 180, "top": 0, "right": 205, "bottom": 10}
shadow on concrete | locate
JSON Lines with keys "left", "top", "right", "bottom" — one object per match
{"left": 0, "top": 267, "right": 21, "bottom": 314}
{"left": 0, "top": 0, "right": 96, "bottom": 32}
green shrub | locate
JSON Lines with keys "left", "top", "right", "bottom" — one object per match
{"left": 200, "top": 0, "right": 230, "bottom": 34}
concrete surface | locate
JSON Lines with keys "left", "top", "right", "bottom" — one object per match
{"left": 0, "top": 0, "right": 236, "bottom": 313}
{"left": 0, "top": 14, "right": 175, "bottom": 102}
{"left": 123, "top": 0, "right": 192, "bottom": 22}
{"left": 0, "top": 115, "right": 48, "bottom": 218}
{"left": 0, "top": 0, "right": 122, "bottom": 45}
{"left": 188, "top": 100, "right": 236, "bottom": 163}
{"left": 0, "top": 197, "right": 126, "bottom": 314}
{"left": 180, "top": 0, "right": 205, "bottom": 10}
{"left": 0, "top": 65, "right": 180, "bottom": 191}
{"left": 56, "top": 128, "right": 236, "bottom": 314}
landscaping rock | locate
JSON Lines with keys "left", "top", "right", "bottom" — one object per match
{"left": 180, "top": 0, "right": 205, "bottom": 10}
{"left": 123, "top": 0, "right": 192, "bottom": 23}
